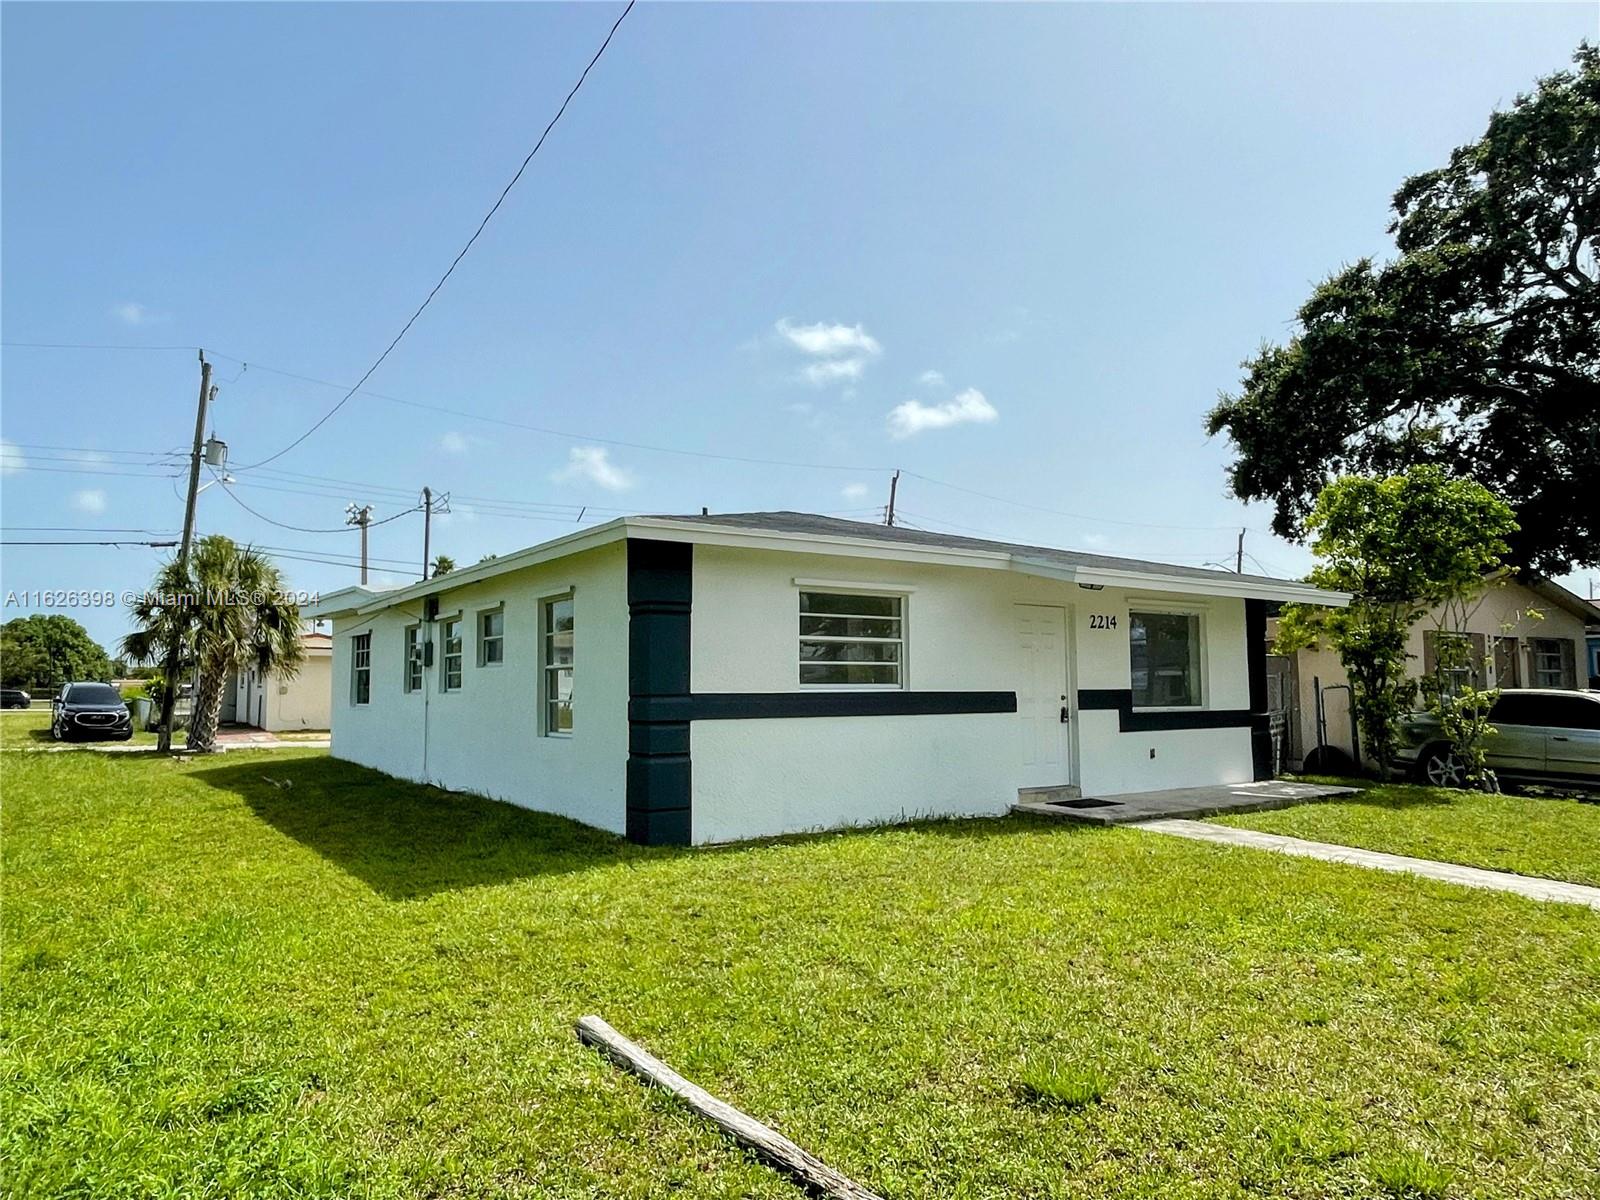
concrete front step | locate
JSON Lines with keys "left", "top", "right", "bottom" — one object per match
{"left": 1012, "top": 780, "right": 1360, "bottom": 825}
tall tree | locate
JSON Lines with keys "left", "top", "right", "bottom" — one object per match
{"left": 0, "top": 614, "right": 113, "bottom": 691}
{"left": 1208, "top": 45, "right": 1598, "bottom": 576}
{"left": 121, "top": 536, "right": 304, "bottom": 753}
{"left": 1275, "top": 467, "right": 1517, "bottom": 776}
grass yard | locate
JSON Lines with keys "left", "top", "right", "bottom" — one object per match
{"left": 0, "top": 707, "right": 167, "bottom": 750}
{"left": 1216, "top": 783, "right": 1600, "bottom": 887}
{"left": 3, "top": 751, "right": 1598, "bottom": 1199}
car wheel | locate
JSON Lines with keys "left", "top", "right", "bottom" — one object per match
{"left": 1419, "top": 745, "right": 1466, "bottom": 789}
{"left": 50, "top": 720, "right": 63, "bottom": 741}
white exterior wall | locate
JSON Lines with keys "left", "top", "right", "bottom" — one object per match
{"left": 688, "top": 546, "right": 1253, "bottom": 844}
{"left": 328, "top": 543, "right": 630, "bottom": 835}
{"left": 232, "top": 645, "right": 332, "bottom": 732}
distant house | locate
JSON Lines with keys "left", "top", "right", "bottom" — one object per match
{"left": 1273, "top": 573, "right": 1600, "bottom": 768}
{"left": 307, "top": 512, "right": 1345, "bottom": 845}
{"left": 220, "top": 631, "right": 332, "bottom": 732}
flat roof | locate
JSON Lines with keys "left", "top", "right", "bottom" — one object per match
{"left": 306, "top": 511, "right": 1350, "bottom": 618}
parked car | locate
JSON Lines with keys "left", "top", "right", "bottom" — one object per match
{"left": 1, "top": 687, "right": 32, "bottom": 709}
{"left": 1396, "top": 689, "right": 1600, "bottom": 788}
{"left": 50, "top": 682, "right": 134, "bottom": 742}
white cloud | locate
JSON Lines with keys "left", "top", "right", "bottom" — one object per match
{"left": 801, "top": 358, "right": 867, "bottom": 386}
{"left": 552, "top": 445, "right": 634, "bottom": 492}
{"left": 1081, "top": 533, "right": 1109, "bottom": 549}
{"left": 0, "top": 439, "right": 25, "bottom": 474}
{"left": 439, "top": 431, "right": 470, "bottom": 455}
{"left": 918, "top": 369, "right": 947, "bottom": 388}
{"left": 886, "top": 387, "right": 999, "bottom": 439}
{"left": 112, "top": 301, "right": 164, "bottom": 326}
{"left": 841, "top": 482, "right": 870, "bottom": 500}
{"left": 775, "top": 319, "right": 881, "bottom": 359}
{"left": 71, "top": 488, "right": 107, "bottom": 514}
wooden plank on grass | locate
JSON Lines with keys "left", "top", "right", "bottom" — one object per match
{"left": 575, "top": 1014, "right": 886, "bottom": 1200}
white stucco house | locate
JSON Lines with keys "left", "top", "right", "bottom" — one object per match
{"left": 306, "top": 512, "right": 1348, "bottom": 845}
{"left": 220, "top": 631, "right": 333, "bottom": 732}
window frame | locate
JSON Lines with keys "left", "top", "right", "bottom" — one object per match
{"left": 1128, "top": 605, "right": 1206, "bottom": 711}
{"left": 477, "top": 604, "right": 506, "bottom": 668}
{"left": 439, "top": 614, "right": 464, "bottom": 693}
{"left": 542, "top": 592, "right": 574, "bottom": 737}
{"left": 796, "top": 586, "right": 908, "bottom": 691}
{"left": 403, "top": 624, "right": 424, "bottom": 693}
{"left": 1530, "top": 637, "right": 1573, "bottom": 689}
{"left": 350, "top": 631, "right": 372, "bottom": 706}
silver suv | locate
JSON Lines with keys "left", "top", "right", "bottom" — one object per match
{"left": 1395, "top": 689, "right": 1600, "bottom": 789}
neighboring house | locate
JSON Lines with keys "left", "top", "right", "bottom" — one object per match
{"left": 224, "top": 631, "right": 333, "bottom": 732}
{"left": 307, "top": 512, "right": 1347, "bottom": 846}
{"left": 1274, "top": 573, "right": 1600, "bottom": 769}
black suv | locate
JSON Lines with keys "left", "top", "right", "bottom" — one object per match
{"left": 1, "top": 687, "right": 31, "bottom": 709}
{"left": 50, "top": 682, "right": 134, "bottom": 742}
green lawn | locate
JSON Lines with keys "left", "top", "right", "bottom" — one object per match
{"left": 0, "top": 707, "right": 170, "bottom": 750}
{"left": 1215, "top": 783, "right": 1600, "bottom": 887}
{"left": 4, "top": 752, "right": 1598, "bottom": 1199}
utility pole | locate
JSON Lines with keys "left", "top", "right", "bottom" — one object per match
{"left": 157, "top": 351, "right": 213, "bottom": 753}
{"left": 885, "top": 469, "right": 900, "bottom": 527}
{"left": 422, "top": 487, "right": 432, "bottom": 579}
{"left": 420, "top": 488, "right": 450, "bottom": 579}
{"left": 1235, "top": 527, "right": 1245, "bottom": 574}
{"left": 345, "top": 504, "right": 373, "bottom": 584}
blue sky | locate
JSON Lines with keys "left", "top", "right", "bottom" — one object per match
{"left": 3, "top": 2, "right": 1595, "bottom": 650}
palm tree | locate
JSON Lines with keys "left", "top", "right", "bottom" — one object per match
{"left": 430, "top": 554, "right": 456, "bottom": 578}
{"left": 122, "top": 536, "right": 304, "bottom": 753}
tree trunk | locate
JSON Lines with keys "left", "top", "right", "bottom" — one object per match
{"left": 188, "top": 655, "right": 229, "bottom": 753}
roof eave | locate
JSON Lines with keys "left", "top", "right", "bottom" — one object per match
{"left": 1011, "top": 555, "right": 1350, "bottom": 606}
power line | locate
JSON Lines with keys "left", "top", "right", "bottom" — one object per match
{"left": 3, "top": 352, "right": 1275, "bottom": 538}
{"left": 234, "top": 0, "right": 638, "bottom": 471}
{"left": 898, "top": 471, "right": 1255, "bottom": 533}
{"left": 2, "top": 539, "right": 177, "bottom": 547}
{"left": 0, "top": 462, "right": 182, "bottom": 480}
{"left": 0, "top": 341, "right": 199, "bottom": 352}
{"left": 1, "top": 526, "right": 179, "bottom": 534}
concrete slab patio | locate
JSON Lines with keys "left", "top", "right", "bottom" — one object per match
{"left": 1013, "top": 779, "right": 1361, "bottom": 825}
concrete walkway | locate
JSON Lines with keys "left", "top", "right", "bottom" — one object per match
{"left": 1142, "top": 819, "right": 1600, "bottom": 911}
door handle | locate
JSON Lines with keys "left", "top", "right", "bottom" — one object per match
{"left": 1550, "top": 736, "right": 1570, "bottom": 742}
{"left": 1060, "top": 706, "right": 1070, "bottom": 724}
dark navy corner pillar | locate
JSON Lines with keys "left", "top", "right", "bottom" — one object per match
{"left": 1245, "top": 598, "right": 1272, "bottom": 781}
{"left": 626, "top": 538, "right": 694, "bottom": 846}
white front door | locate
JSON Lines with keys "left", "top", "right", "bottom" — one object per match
{"left": 1015, "top": 604, "right": 1071, "bottom": 787}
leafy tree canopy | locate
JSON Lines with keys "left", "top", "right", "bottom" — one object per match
{"left": 0, "top": 614, "right": 115, "bottom": 691}
{"left": 1208, "top": 44, "right": 1598, "bottom": 576}
{"left": 1276, "top": 467, "right": 1517, "bottom": 774}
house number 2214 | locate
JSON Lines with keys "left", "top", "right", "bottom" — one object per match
{"left": 1088, "top": 614, "right": 1118, "bottom": 630}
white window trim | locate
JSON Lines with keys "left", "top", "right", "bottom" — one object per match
{"left": 1128, "top": 606, "right": 1207, "bottom": 711}
{"left": 476, "top": 603, "right": 506, "bottom": 669}
{"left": 403, "top": 623, "right": 424, "bottom": 694}
{"left": 349, "top": 629, "right": 373, "bottom": 707}
{"left": 541, "top": 592, "right": 575, "bottom": 738}
{"left": 795, "top": 585, "right": 910, "bottom": 691}
{"left": 438, "top": 612, "right": 465, "bottom": 694}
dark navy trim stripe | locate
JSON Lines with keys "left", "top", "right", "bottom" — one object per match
{"left": 632, "top": 691, "right": 1017, "bottom": 722}
{"left": 1078, "top": 687, "right": 1261, "bottom": 733}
